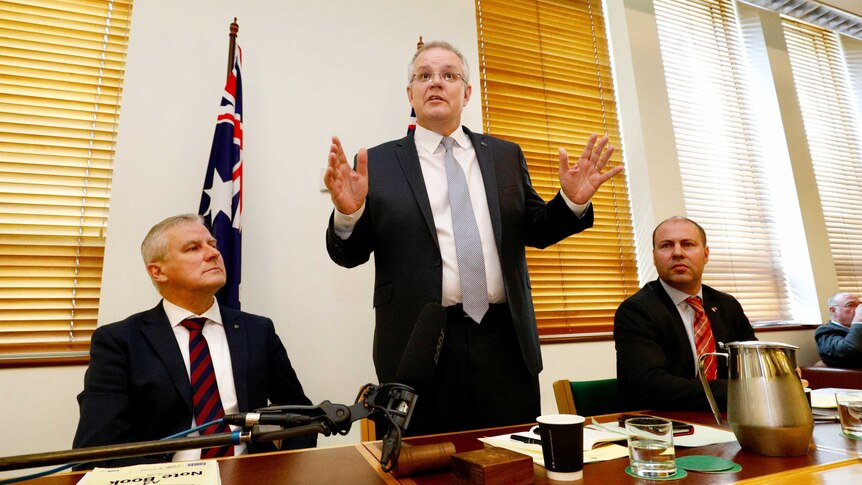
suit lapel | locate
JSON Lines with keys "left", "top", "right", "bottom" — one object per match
{"left": 393, "top": 135, "right": 439, "bottom": 248}
{"left": 702, "top": 288, "right": 727, "bottom": 346}
{"left": 221, "top": 306, "right": 249, "bottom": 412}
{"left": 466, "top": 128, "right": 503, "bottom": 249}
{"left": 140, "top": 302, "right": 193, "bottom": 411}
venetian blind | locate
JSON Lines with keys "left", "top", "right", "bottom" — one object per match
{"left": 0, "top": 0, "right": 132, "bottom": 364}
{"left": 782, "top": 18, "right": 862, "bottom": 293}
{"left": 653, "top": 0, "right": 791, "bottom": 322}
{"left": 474, "top": 0, "right": 638, "bottom": 336}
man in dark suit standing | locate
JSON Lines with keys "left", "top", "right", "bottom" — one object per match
{"left": 74, "top": 214, "right": 314, "bottom": 468}
{"left": 614, "top": 217, "right": 755, "bottom": 411}
{"left": 324, "top": 41, "right": 622, "bottom": 435}
{"left": 815, "top": 292, "right": 862, "bottom": 367}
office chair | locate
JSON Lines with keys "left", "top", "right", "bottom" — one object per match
{"left": 552, "top": 378, "right": 626, "bottom": 416}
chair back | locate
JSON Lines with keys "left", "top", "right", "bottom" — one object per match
{"left": 552, "top": 378, "right": 626, "bottom": 416}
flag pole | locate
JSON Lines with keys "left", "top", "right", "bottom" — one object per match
{"left": 417, "top": 35, "right": 423, "bottom": 49}
{"left": 227, "top": 18, "right": 239, "bottom": 80}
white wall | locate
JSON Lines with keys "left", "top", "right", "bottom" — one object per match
{"left": 0, "top": 0, "right": 826, "bottom": 477}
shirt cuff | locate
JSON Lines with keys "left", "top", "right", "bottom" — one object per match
{"left": 560, "top": 191, "right": 591, "bottom": 218}
{"left": 332, "top": 203, "right": 366, "bottom": 239}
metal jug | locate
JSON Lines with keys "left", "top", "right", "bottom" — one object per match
{"left": 698, "top": 341, "right": 813, "bottom": 457}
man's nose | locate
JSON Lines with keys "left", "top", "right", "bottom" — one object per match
{"left": 204, "top": 245, "right": 221, "bottom": 260}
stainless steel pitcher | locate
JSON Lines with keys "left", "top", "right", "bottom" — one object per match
{"left": 698, "top": 341, "right": 813, "bottom": 457}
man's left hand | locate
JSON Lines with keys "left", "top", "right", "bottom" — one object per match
{"left": 559, "top": 133, "right": 624, "bottom": 205}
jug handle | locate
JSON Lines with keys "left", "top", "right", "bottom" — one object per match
{"left": 698, "top": 351, "right": 728, "bottom": 425}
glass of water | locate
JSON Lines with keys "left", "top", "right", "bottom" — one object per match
{"left": 625, "top": 417, "right": 677, "bottom": 478}
{"left": 835, "top": 391, "right": 862, "bottom": 438}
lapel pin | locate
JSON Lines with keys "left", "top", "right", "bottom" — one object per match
{"left": 480, "top": 141, "right": 488, "bottom": 147}
{"left": 234, "top": 324, "right": 240, "bottom": 329}
{"left": 711, "top": 307, "right": 717, "bottom": 312}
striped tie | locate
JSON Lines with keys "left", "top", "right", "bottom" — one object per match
{"left": 441, "top": 136, "right": 489, "bottom": 323}
{"left": 181, "top": 317, "right": 234, "bottom": 458}
{"left": 685, "top": 296, "right": 717, "bottom": 380}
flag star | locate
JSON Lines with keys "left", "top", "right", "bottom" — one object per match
{"left": 203, "top": 169, "right": 234, "bottom": 220}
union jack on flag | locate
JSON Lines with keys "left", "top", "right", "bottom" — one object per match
{"left": 198, "top": 44, "right": 243, "bottom": 309}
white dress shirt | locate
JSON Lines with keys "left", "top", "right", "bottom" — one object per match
{"left": 659, "top": 278, "right": 704, "bottom": 373}
{"left": 163, "top": 298, "right": 246, "bottom": 460}
{"left": 333, "top": 124, "right": 590, "bottom": 307}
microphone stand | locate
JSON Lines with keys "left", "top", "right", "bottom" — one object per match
{"left": 0, "top": 383, "right": 415, "bottom": 474}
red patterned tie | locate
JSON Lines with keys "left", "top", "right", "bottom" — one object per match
{"left": 685, "top": 296, "right": 717, "bottom": 380}
{"left": 181, "top": 317, "right": 234, "bottom": 458}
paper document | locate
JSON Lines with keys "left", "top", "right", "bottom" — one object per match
{"left": 78, "top": 460, "right": 221, "bottom": 485}
{"left": 810, "top": 387, "right": 860, "bottom": 409}
{"left": 673, "top": 424, "right": 737, "bottom": 447}
{"left": 479, "top": 430, "right": 629, "bottom": 466}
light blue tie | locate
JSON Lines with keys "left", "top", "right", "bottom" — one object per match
{"left": 441, "top": 136, "right": 489, "bottom": 323}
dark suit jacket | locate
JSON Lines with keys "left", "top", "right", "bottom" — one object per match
{"left": 73, "top": 302, "right": 315, "bottom": 468}
{"left": 326, "top": 127, "right": 592, "bottom": 382}
{"left": 815, "top": 322, "right": 862, "bottom": 368}
{"left": 614, "top": 279, "right": 756, "bottom": 410}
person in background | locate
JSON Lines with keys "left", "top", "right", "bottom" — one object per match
{"left": 815, "top": 292, "right": 862, "bottom": 368}
{"left": 324, "top": 40, "right": 622, "bottom": 435}
{"left": 614, "top": 216, "right": 756, "bottom": 410}
{"left": 74, "top": 214, "right": 315, "bottom": 468}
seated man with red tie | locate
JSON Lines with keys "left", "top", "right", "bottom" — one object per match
{"left": 614, "top": 216, "right": 756, "bottom": 410}
{"left": 73, "top": 214, "right": 315, "bottom": 469}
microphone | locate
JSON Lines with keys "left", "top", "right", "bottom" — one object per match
{"left": 222, "top": 412, "right": 313, "bottom": 427}
{"left": 394, "top": 302, "right": 447, "bottom": 393}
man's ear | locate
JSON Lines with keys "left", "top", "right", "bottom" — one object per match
{"left": 146, "top": 262, "right": 167, "bottom": 283}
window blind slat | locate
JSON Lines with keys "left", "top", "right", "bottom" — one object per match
{"left": 476, "top": 0, "right": 638, "bottom": 336}
{"left": 782, "top": 18, "right": 862, "bottom": 293}
{"left": 653, "top": 0, "right": 792, "bottom": 324}
{"left": 0, "top": 0, "right": 131, "bottom": 364}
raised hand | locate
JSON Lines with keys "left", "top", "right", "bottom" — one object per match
{"left": 558, "top": 133, "right": 623, "bottom": 205}
{"left": 323, "top": 135, "right": 368, "bottom": 214}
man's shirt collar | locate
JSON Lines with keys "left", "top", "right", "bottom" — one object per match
{"left": 163, "top": 298, "right": 223, "bottom": 328}
{"left": 414, "top": 124, "right": 472, "bottom": 155}
{"left": 659, "top": 278, "right": 703, "bottom": 306}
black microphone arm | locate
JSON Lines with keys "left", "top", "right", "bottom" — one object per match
{"left": 0, "top": 382, "right": 416, "bottom": 474}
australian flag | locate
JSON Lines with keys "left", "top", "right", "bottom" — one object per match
{"left": 199, "top": 44, "right": 243, "bottom": 309}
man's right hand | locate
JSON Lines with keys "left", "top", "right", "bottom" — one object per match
{"left": 853, "top": 302, "right": 862, "bottom": 324}
{"left": 324, "top": 136, "right": 368, "bottom": 214}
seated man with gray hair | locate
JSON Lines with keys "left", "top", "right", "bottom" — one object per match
{"left": 73, "top": 214, "right": 315, "bottom": 468}
{"left": 815, "top": 292, "right": 862, "bottom": 368}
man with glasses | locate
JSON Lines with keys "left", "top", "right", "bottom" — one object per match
{"left": 816, "top": 292, "right": 862, "bottom": 367}
{"left": 324, "top": 40, "right": 622, "bottom": 434}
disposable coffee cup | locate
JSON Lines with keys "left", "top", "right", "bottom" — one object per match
{"left": 536, "top": 414, "right": 584, "bottom": 481}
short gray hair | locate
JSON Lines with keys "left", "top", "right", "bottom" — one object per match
{"left": 141, "top": 213, "right": 206, "bottom": 264}
{"left": 407, "top": 40, "right": 470, "bottom": 84}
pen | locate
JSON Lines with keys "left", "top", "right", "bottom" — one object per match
{"left": 510, "top": 434, "right": 542, "bottom": 445}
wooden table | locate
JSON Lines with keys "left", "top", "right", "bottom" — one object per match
{"left": 12, "top": 411, "right": 862, "bottom": 484}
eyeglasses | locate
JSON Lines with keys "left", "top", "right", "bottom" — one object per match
{"left": 410, "top": 71, "right": 466, "bottom": 84}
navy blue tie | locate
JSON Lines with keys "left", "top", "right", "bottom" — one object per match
{"left": 181, "top": 317, "right": 233, "bottom": 458}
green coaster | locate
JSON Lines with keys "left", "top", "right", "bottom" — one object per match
{"left": 625, "top": 467, "right": 688, "bottom": 480}
{"left": 675, "top": 455, "right": 736, "bottom": 472}
{"left": 841, "top": 431, "right": 862, "bottom": 440}
{"left": 701, "top": 463, "right": 742, "bottom": 474}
